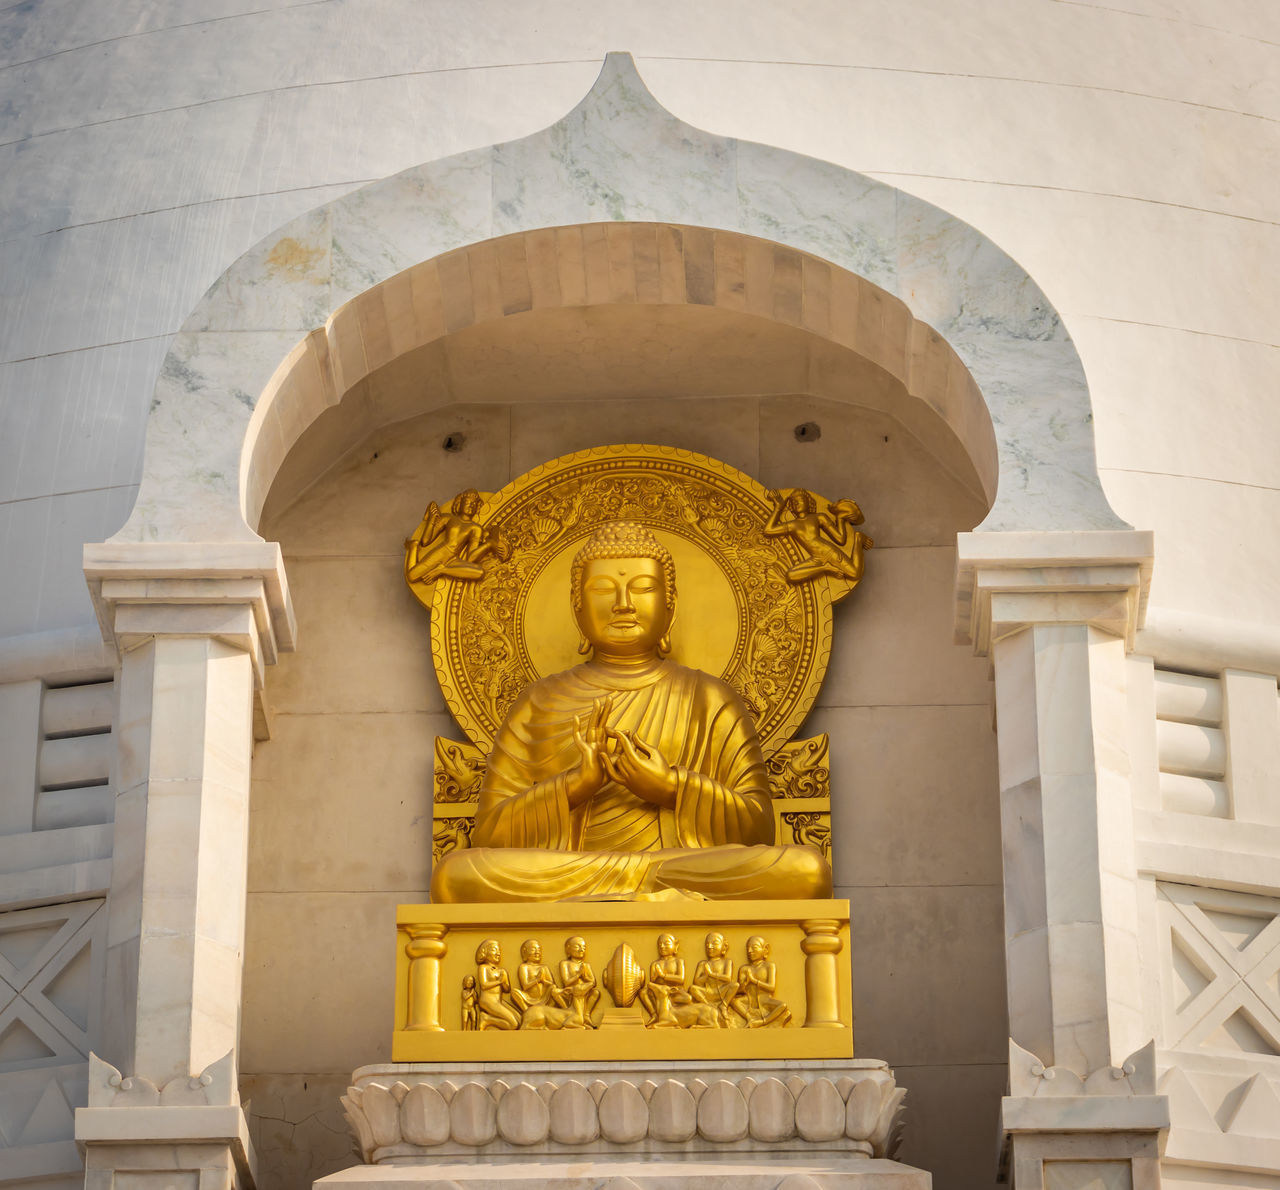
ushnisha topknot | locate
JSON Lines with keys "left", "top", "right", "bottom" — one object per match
{"left": 570, "top": 521, "right": 676, "bottom": 611}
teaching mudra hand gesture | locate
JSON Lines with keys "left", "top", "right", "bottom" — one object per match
{"left": 567, "top": 694, "right": 677, "bottom": 808}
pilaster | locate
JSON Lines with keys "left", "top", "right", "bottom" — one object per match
{"left": 956, "top": 530, "right": 1165, "bottom": 1189}
{"left": 76, "top": 542, "right": 295, "bottom": 1190}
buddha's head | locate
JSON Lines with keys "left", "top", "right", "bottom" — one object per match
{"left": 521, "top": 939, "right": 541, "bottom": 963}
{"left": 570, "top": 522, "right": 676, "bottom": 662}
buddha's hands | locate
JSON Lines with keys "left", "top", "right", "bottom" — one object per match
{"left": 604, "top": 729, "right": 678, "bottom": 808}
{"left": 566, "top": 694, "right": 614, "bottom": 806}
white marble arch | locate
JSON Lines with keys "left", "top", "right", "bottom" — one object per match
{"left": 107, "top": 51, "right": 1126, "bottom": 550}
{"left": 74, "top": 52, "right": 1176, "bottom": 1190}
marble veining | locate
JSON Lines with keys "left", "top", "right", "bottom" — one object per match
{"left": 329, "top": 149, "right": 494, "bottom": 309}
{"left": 492, "top": 54, "right": 738, "bottom": 234}
{"left": 736, "top": 142, "right": 898, "bottom": 296}
{"left": 188, "top": 207, "right": 334, "bottom": 335}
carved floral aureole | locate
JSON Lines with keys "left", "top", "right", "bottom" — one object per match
{"left": 418, "top": 447, "right": 855, "bottom": 873}
{"left": 417, "top": 445, "right": 866, "bottom": 756}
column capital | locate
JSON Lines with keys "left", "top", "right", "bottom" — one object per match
{"left": 954, "top": 529, "right": 1154, "bottom": 655}
{"left": 83, "top": 541, "right": 296, "bottom": 681}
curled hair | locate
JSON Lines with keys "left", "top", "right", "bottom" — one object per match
{"left": 451, "top": 488, "right": 482, "bottom": 515}
{"left": 787, "top": 489, "right": 816, "bottom": 516}
{"left": 570, "top": 521, "right": 676, "bottom": 611}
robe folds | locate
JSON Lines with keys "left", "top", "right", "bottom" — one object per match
{"left": 430, "top": 659, "right": 832, "bottom": 903}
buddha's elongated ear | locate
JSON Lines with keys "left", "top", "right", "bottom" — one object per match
{"left": 657, "top": 596, "right": 675, "bottom": 657}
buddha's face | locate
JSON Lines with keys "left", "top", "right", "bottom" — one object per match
{"left": 576, "top": 557, "right": 672, "bottom": 659}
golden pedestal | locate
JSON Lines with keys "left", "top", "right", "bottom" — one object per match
{"left": 393, "top": 900, "right": 853, "bottom": 1063}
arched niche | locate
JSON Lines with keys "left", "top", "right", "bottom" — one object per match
{"left": 111, "top": 52, "right": 1126, "bottom": 551}
{"left": 248, "top": 222, "right": 994, "bottom": 532}
{"left": 241, "top": 249, "right": 1006, "bottom": 1150}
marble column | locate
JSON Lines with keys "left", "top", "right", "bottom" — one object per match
{"left": 76, "top": 542, "right": 294, "bottom": 1190}
{"left": 956, "top": 530, "right": 1169, "bottom": 1190}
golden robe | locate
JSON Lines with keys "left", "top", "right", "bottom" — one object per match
{"left": 430, "top": 660, "right": 831, "bottom": 902}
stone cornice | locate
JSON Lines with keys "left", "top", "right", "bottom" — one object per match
{"left": 82, "top": 542, "right": 295, "bottom": 681}
{"left": 955, "top": 529, "right": 1155, "bottom": 655}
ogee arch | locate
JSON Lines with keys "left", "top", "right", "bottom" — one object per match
{"left": 109, "top": 52, "right": 1126, "bottom": 549}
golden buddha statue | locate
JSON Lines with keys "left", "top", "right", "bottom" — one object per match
{"left": 430, "top": 521, "right": 832, "bottom": 904}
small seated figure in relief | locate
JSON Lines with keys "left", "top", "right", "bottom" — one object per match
{"left": 474, "top": 939, "right": 521, "bottom": 1031}
{"left": 732, "top": 935, "right": 791, "bottom": 1029}
{"left": 689, "top": 931, "right": 738, "bottom": 1027}
{"left": 764, "top": 489, "right": 872, "bottom": 586}
{"left": 639, "top": 934, "right": 717, "bottom": 1029}
{"left": 512, "top": 939, "right": 557, "bottom": 1012}
{"left": 555, "top": 936, "right": 601, "bottom": 1028}
{"left": 406, "top": 489, "right": 509, "bottom": 588}
{"left": 460, "top": 974, "right": 478, "bottom": 1032}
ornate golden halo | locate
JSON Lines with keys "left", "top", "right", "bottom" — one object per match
{"left": 424, "top": 444, "right": 846, "bottom": 757}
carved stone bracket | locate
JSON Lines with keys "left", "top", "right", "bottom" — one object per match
{"left": 1003, "top": 1037, "right": 1168, "bottom": 1131}
{"left": 1001, "top": 1040, "right": 1169, "bottom": 1190}
{"left": 341, "top": 1062, "right": 906, "bottom": 1164}
{"left": 85, "top": 1050, "right": 238, "bottom": 1108}
{"left": 75, "top": 1053, "right": 257, "bottom": 1190}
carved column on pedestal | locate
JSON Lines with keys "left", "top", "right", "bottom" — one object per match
{"left": 956, "top": 530, "right": 1167, "bottom": 1189}
{"left": 77, "top": 542, "right": 295, "bottom": 1190}
{"left": 405, "top": 924, "right": 448, "bottom": 1031}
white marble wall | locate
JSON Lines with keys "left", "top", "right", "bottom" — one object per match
{"left": 1120, "top": 654, "right": 1280, "bottom": 1186}
{"left": 5, "top": 1, "right": 1275, "bottom": 637}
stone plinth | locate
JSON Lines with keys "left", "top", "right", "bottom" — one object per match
{"left": 331, "top": 1061, "right": 926, "bottom": 1189}
{"left": 343, "top": 1061, "right": 906, "bottom": 1161}
{"left": 317, "top": 1157, "right": 928, "bottom": 1189}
